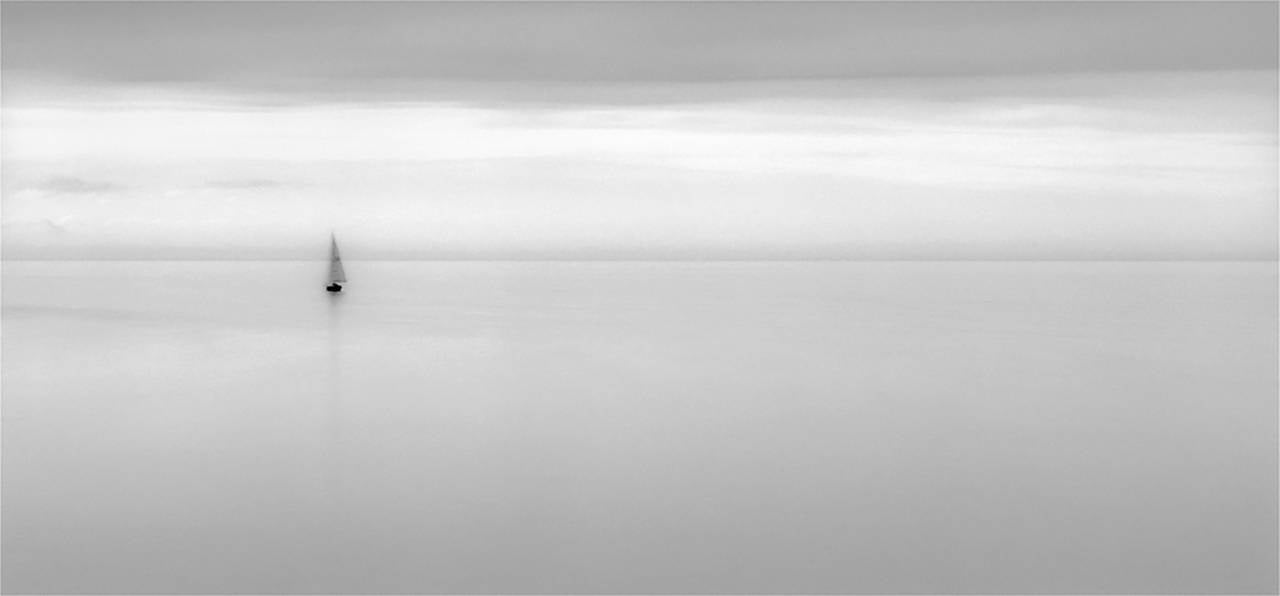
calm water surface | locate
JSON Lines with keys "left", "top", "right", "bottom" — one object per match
{"left": 3, "top": 261, "right": 1276, "bottom": 594}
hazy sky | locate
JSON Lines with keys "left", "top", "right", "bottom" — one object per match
{"left": 2, "top": 1, "right": 1277, "bottom": 259}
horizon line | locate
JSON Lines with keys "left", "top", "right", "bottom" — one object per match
{"left": 4, "top": 257, "right": 1277, "bottom": 264}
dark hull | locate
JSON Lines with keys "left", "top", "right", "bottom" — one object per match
{"left": 326, "top": 283, "right": 343, "bottom": 292}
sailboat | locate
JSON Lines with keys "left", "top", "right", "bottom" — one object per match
{"left": 326, "top": 233, "right": 347, "bottom": 292}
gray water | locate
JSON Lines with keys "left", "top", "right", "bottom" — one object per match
{"left": 2, "top": 260, "right": 1276, "bottom": 594}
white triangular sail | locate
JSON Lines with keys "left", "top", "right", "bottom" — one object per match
{"left": 329, "top": 234, "right": 347, "bottom": 283}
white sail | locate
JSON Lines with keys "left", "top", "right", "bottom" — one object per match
{"left": 329, "top": 234, "right": 347, "bottom": 283}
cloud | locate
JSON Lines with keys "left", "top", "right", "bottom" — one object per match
{"left": 1, "top": 68, "right": 1273, "bottom": 261}
{"left": 2, "top": 2, "right": 1275, "bottom": 99}
{"left": 42, "top": 217, "right": 72, "bottom": 233}
{"left": 201, "top": 178, "right": 287, "bottom": 190}
{"left": 34, "top": 176, "right": 122, "bottom": 194}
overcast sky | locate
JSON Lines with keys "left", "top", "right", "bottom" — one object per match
{"left": 2, "top": 1, "right": 1276, "bottom": 259}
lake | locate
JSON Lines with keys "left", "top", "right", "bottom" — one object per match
{"left": 2, "top": 260, "right": 1276, "bottom": 594}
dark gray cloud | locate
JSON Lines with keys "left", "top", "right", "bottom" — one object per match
{"left": 35, "top": 176, "right": 122, "bottom": 194}
{"left": 3, "top": 1, "right": 1275, "bottom": 95}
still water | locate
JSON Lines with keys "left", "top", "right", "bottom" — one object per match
{"left": 2, "top": 260, "right": 1276, "bottom": 593}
